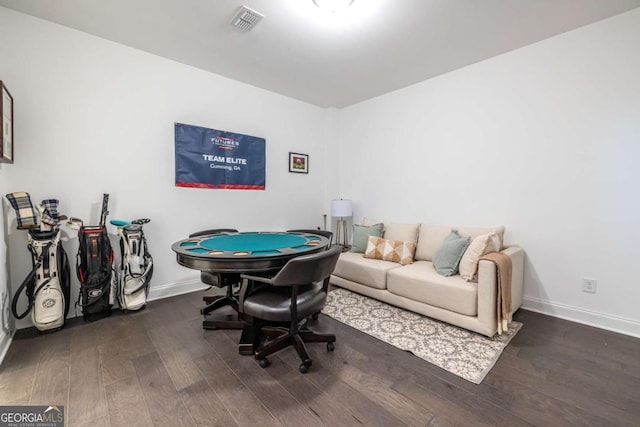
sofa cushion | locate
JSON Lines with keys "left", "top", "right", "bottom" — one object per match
{"left": 414, "top": 225, "right": 451, "bottom": 262}
{"left": 415, "top": 224, "right": 506, "bottom": 261}
{"left": 362, "top": 219, "right": 420, "bottom": 244}
{"left": 384, "top": 222, "right": 420, "bottom": 244}
{"left": 459, "top": 232, "right": 500, "bottom": 281}
{"left": 387, "top": 261, "right": 478, "bottom": 316}
{"left": 432, "top": 230, "right": 471, "bottom": 277}
{"left": 332, "top": 251, "right": 401, "bottom": 290}
{"left": 351, "top": 223, "right": 384, "bottom": 253}
{"left": 457, "top": 226, "right": 505, "bottom": 249}
{"left": 363, "top": 236, "right": 416, "bottom": 265}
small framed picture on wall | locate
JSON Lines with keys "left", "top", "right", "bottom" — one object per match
{"left": 289, "top": 152, "right": 308, "bottom": 174}
{"left": 0, "top": 81, "right": 14, "bottom": 164}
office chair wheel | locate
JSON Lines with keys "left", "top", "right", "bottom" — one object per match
{"left": 258, "top": 357, "right": 270, "bottom": 368}
{"left": 327, "top": 342, "right": 335, "bottom": 352}
{"left": 299, "top": 363, "right": 309, "bottom": 374}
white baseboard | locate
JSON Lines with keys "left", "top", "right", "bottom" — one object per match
{"left": 521, "top": 296, "right": 640, "bottom": 338}
{"left": 2, "top": 281, "right": 203, "bottom": 364}
{"left": 12, "top": 280, "right": 208, "bottom": 331}
{"left": 147, "top": 279, "right": 208, "bottom": 302}
{"left": 0, "top": 330, "right": 14, "bottom": 368}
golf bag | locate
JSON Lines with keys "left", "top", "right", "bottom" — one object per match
{"left": 75, "top": 225, "right": 115, "bottom": 321}
{"left": 11, "top": 228, "right": 71, "bottom": 333}
{"left": 116, "top": 224, "right": 153, "bottom": 312}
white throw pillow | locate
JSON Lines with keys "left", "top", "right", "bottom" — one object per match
{"left": 459, "top": 232, "right": 498, "bottom": 281}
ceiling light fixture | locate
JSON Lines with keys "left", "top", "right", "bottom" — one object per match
{"left": 312, "top": 0, "right": 354, "bottom": 13}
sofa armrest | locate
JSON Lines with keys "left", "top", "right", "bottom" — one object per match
{"left": 476, "top": 246, "right": 525, "bottom": 334}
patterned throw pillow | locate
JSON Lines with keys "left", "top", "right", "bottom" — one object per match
{"left": 363, "top": 236, "right": 416, "bottom": 265}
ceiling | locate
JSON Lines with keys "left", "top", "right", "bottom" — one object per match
{"left": 1, "top": 0, "right": 639, "bottom": 108}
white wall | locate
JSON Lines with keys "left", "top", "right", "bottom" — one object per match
{"left": 338, "top": 9, "right": 640, "bottom": 336}
{"left": 1, "top": 6, "right": 639, "bottom": 338}
{"left": 0, "top": 168, "right": 12, "bottom": 359}
{"left": 0, "top": 7, "right": 333, "bottom": 329}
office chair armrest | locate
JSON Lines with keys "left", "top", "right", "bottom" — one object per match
{"left": 240, "top": 273, "right": 275, "bottom": 285}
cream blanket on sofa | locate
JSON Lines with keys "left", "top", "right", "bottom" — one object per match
{"left": 480, "top": 252, "right": 512, "bottom": 334}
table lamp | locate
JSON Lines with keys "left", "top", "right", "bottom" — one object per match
{"left": 331, "top": 199, "right": 353, "bottom": 249}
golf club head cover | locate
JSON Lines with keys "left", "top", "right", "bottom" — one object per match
{"left": 40, "top": 198, "right": 60, "bottom": 226}
{"left": 66, "top": 217, "right": 83, "bottom": 230}
{"left": 5, "top": 192, "right": 39, "bottom": 230}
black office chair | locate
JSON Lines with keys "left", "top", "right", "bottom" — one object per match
{"left": 287, "top": 229, "right": 333, "bottom": 248}
{"left": 239, "top": 246, "right": 341, "bottom": 373}
{"left": 287, "top": 229, "right": 335, "bottom": 320}
{"left": 189, "top": 228, "right": 243, "bottom": 329}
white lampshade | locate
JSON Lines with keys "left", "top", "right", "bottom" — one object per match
{"left": 331, "top": 199, "right": 353, "bottom": 217}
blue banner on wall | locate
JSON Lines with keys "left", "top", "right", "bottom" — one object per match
{"left": 175, "top": 123, "right": 266, "bottom": 190}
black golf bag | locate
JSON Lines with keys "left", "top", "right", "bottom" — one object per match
{"left": 116, "top": 224, "right": 153, "bottom": 312}
{"left": 75, "top": 225, "right": 115, "bottom": 321}
{"left": 11, "top": 228, "right": 71, "bottom": 333}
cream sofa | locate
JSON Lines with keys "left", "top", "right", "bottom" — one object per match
{"left": 330, "top": 220, "right": 524, "bottom": 337}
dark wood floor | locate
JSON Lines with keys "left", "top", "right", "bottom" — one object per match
{"left": 1, "top": 290, "right": 639, "bottom": 427}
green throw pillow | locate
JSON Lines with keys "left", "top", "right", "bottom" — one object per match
{"left": 351, "top": 223, "right": 384, "bottom": 253}
{"left": 433, "top": 230, "right": 471, "bottom": 277}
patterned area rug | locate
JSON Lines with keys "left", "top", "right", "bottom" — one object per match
{"left": 322, "top": 288, "right": 522, "bottom": 384}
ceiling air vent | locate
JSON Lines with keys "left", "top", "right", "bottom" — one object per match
{"left": 231, "top": 6, "right": 264, "bottom": 32}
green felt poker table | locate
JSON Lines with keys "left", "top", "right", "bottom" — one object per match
{"left": 172, "top": 230, "right": 331, "bottom": 353}
{"left": 171, "top": 231, "right": 331, "bottom": 273}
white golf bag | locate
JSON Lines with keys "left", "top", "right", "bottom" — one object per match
{"left": 116, "top": 224, "right": 153, "bottom": 311}
{"left": 12, "top": 228, "right": 71, "bottom": 333}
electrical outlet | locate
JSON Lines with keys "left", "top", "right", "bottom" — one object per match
{"left": 583, "top": 278, "right": 597, "bottom": 294}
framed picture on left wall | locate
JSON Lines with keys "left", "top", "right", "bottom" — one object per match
{"left": 289, "top": 152, "right": 308, "bottom": 174}
{"left": 0, "top": 81, "right": 14, "bottom": 164}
